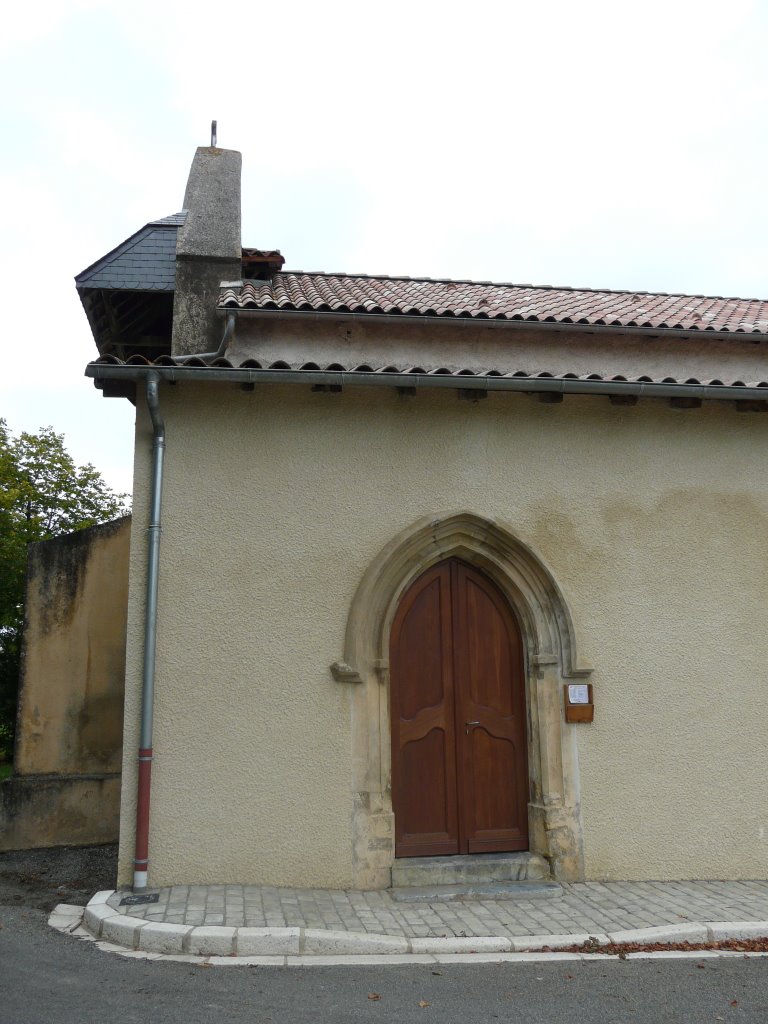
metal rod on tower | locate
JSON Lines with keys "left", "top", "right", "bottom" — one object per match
{"left": 211, "top": 120, "right": 217, "bottom": 147}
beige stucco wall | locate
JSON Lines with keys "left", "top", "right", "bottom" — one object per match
{"left": 1, "top": 517, "right": 130, "bottom": 851}
{"left": 15, "top": 518, "right": 130, "bottom": 777}
{"left": 118, "top": 380, "right": 768, "bottom": 887}
{"left": 229, "top": 316, "right": 768, "bottom": 383}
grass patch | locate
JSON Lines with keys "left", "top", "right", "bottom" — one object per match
{"left": 0, "top": 763, "right": 12, "bottom": 781}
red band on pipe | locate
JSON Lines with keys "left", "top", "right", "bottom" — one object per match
{"left": 134, "top": 752, "right": 153, "bottom": 870}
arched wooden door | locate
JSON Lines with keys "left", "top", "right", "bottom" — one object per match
{"left": 390, "top": 558, "right": 529, "bottom": 857}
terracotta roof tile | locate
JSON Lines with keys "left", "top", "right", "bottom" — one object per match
{"left": 86, "top": 354, "right": 768, "bottom": 390}
{"left": 219, "top": 273, "right": 768, "bottom": 335}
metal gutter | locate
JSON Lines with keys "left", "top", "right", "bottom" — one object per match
{"left": 134, "top": 373, "right": 166, "bottom": 893}
{"left": 218, "top": 307, "right": 768, "bottom": 345}
{"left": 85, "top": 364, "right": 768, "bottom": 402}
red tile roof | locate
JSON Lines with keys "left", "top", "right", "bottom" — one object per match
{"left": 88, "top": 353, "right": 768, "bottom": 390}
{"left": 219, "top": 273, "right": 768, "bottom": 335}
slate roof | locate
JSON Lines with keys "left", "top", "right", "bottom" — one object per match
{"left": 150, "top": 213, "right": 188, "bottom": 227}
{"left": 219, "top": 273, "right": 768, "bottom": 336}
{"left": 75, "top": 213, "right": 186, "bottom": 292}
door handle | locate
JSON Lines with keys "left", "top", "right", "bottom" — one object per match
{"left": 465, "top": 720, "right": 480, "bottom": 734}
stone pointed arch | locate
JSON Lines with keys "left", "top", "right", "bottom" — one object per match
{"left": 335, "top": 512, "right": 592, "bottom": 888}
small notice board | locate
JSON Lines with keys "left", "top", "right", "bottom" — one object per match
{"left": 564, "top": 682, "right": 594, "bottom": 723}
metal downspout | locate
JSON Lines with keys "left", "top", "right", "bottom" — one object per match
{"left": 193, "top": 310, "right": 237, "bottom": 362}
{"left": 134, "top": 373, "right": 165, "bottom": 892}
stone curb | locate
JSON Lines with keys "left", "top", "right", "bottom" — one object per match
{"left": 66, "top": 894, "right": 768, "bottom": 961}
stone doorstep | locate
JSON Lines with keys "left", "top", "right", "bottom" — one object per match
{"left": 73, "top": 894, "right": 768, "bottom": 959}
{"left": 391, "top": 852, "right": 550, "bottom": 888}
{"left": 390, "top": 880, "right": 563, "bottom": 903}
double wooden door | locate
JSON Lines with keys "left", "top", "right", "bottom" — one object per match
{"left": 390, "top": 558, "right": 529, "bottom": 857}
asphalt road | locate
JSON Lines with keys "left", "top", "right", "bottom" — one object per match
{"left": 1, "top": 906, "right": 767, "bottom": 1024}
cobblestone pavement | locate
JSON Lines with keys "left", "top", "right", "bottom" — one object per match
{"left": 108, "top": 880, "right": 768, "bottom": 939}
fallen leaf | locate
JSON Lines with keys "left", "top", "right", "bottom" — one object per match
{"left": 367, "top": 993, "right": 381, "bottom": 1001}
{"left": 730, "top": 1001, "right": 739, "bottom": 1008}
{"left": 417, "top": 1000, "right": 431, "bottom": 1008}
{"left": 565, "top": 974, "right": 574, "bottom": 980}
{"left": 431, "top": 971, "right": 443, "bottom": 976}
{"left": 696, "top": 964, "right": 706, "bottom": 969}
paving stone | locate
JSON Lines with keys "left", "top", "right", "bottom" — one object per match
{"left": 84, "top": 879, "right": 768, "bottom": 957}
{"left": 431, "top": 952, "right": 540, "bottom": 964}
{"left": 237, "top": 927, "right": 301, "bottom": 955}
{"left": 510, "top": 932, "right": 609, "bottom": 951}
{"left": 706, "top": 921, "right": 768, "bottom": 940}
{"left": 139, "top": 923, "right": 193, "bottom": 954}
{"left": 410, "top": 936, "right": 511, "bottom": 954}
{"left": 187, "top": 926, "right": 237, "bottom": 956}
{"left": 101, "top": 915, "right": 147, "bottom": 948}
{"left": 90, "top": 891, "right": 114, "bottom": 906}
{"left": 48, "top": 910, "right": 83, "bottom": 932}
{"left": 607, "top": 924, "right": 708, "bottom": 944}
{"left": 83, "top": 903, "right": 116, "bottom": 937}
{"left": 303, "top": 929, "right": 409, "bottom": 955}
{"left": 210, "top": 956, "right": 287, "bottom": 966}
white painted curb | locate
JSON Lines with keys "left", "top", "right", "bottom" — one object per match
{"left": 606, "top": 923, "right": 709, "bottom": 945}
{"left": 51, "top": 894, "right": 768, "bottom": 966}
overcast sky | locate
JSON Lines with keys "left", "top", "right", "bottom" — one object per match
{"left": 2, "top": 0, "right": 767, "bottom": 494}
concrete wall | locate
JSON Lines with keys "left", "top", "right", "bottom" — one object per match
{"left": 0, "top": 517, "right": 131, "bottom": 851}
{"left": 118, "top": 379, "right": 768, "bottom": 887}
{"left": 0, "top": 775, "right": 122, "bottom": 851}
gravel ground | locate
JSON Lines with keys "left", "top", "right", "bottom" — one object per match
{"left": 0, "top": 843, "right": 117, "bottom": 911}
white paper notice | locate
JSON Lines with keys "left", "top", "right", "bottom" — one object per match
{"left": 568, "top": 684, "right": 590, "bottom": 705}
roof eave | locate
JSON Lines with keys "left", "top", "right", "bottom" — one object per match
{"left": 83, "top": 362, "right": 768, "bottom": 404}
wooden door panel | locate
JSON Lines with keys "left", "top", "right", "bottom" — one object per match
{"left": 454, "top": 561, "right": 529, "bottom": 852}
{"left": 391, "top": 558, "right": 529, "bottom": 857}
{"left": 399, "top": 728, "right": 452, "bottom": 840}
{"left": 464, "top": 576, "right": 516, "bottom": 717}
{"left": 396, "top": 577, "right": 446, "bottom": 720}
{"left": 464, "top": 729, "right": 529, "bottom": 852}
{"left": 390, "top": 563, "right": 459, "bottom": 856}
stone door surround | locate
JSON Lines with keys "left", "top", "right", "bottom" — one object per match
{"left": 333, "top": 512, "right": 593, "bottom": 890}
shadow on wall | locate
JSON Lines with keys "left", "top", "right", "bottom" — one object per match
{"left": 0, "top": 517, "right": 131, "bottom": 851}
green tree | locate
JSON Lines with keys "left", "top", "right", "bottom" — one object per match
{"left": 0, "top": 419, "right": 129, "bottom": 759}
